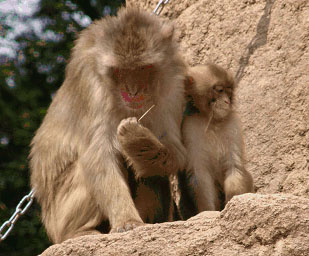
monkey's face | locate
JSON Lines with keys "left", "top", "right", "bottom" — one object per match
{"left": 185, "top": 65, "right": 235, "bottom": 121}
{"left": 208, "top": 84, "right": 234, "bottom": 120}
{"left": 93, "top": 8, "right": 176, "bottom": 111}
{"left": 111, "top": 65, "right": 157, "bottom": 110}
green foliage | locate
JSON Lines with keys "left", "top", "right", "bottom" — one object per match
{"left": 0, "top": 1, "right": 125, "bottom": 255}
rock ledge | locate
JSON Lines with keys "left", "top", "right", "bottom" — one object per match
{"left": 42, "top": 194, "right": 309, "bottom": 256}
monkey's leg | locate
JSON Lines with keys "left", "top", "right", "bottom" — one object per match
{"left": 193, "top": 168, "right": 219, "bottom": 211}
{"left": 117, "top": 117, "right": 178, "bottom": 178}
{"left": 80, "top": 142, "right": 144, "bottom": 233}
{"left": 177, "top": 170, "right": 199, "bottom": 220}
{"left": 224, "top": 165, "right": 254, "bottom": 204}
{"left": 134, "top": 176, "right": 172, "bottom": 223}
{"left": 42, "top": 164, "right": 102, "bottom": 243}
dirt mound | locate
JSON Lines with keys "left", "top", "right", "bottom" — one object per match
{"left": 41, "top": 0, "right": 309, "bottom": 254}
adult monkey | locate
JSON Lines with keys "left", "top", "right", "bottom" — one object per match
{"left": 30, "top": 7, "right": 187, "bottom": 243}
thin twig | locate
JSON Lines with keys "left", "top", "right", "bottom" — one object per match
{"left": 138, "top": 104, "right": 156, "bottom": 122}
{"left": 204, "top": 108, "right": 214, "bottom": 133}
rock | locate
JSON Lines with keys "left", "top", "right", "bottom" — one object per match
{"left": 41, "top": 194, "right": 309, "bottom": 256}
{"left": 41, "top": 0, "right": 309, "bottom": 254}
{"left": 132, "top": 0, "right": 309, "bottom": 198}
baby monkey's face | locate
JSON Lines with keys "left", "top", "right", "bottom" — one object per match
{"left": 185, "top": 64, "right": 235, "bottom": 121}
{"left": 207, "top": 82, "right": 234, "bottom": 120}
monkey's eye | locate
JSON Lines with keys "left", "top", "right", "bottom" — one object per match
{"left": 214, "top": 85, "right": 224, "bottom": 93}
{"left": 141, "top": 65, "right": 153, "bottom": 70}
{"left": 113, "top": 68, "right": 120, "bottom": 75}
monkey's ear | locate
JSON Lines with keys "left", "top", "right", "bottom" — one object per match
{"left": 161, "top": 23, "right": 174, "bottom": 40}
{"left": 184, "top": 75, "right": 195, "bottom": 95}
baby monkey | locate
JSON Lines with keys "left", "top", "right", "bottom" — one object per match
{"left": 181, "top": 63, "right": 254, "bottom": 213}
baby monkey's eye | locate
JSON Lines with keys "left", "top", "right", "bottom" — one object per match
{"left": 214, "top": 85, "right": 224, "bottom": 93}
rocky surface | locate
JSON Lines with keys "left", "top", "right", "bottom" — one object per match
{"left": 42, "top": 194, "right": 309, "bottom": 256}
{"left": 134, "top": 0, "right": 309, "bottom": 198}
{"left": 41, "top": 0, "right": 309, "bottom": 255}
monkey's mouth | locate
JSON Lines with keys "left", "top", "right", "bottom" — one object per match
{"left": 121, "top": 91, "right": 145, "bottom": 109}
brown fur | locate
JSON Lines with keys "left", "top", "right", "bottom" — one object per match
{"left": 180, "top": 63, "right": 254, "bottom": 214}
{"left": 30, "top": 7, "right": 186, "bottom": 243}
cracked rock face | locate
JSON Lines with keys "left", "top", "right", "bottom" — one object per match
{"left": 133, "top": 0, "right": 309, "bottom": 198}
{"left": 41, "top": 0, "right": 309, "bottom": 255}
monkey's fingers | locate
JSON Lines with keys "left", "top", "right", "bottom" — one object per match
{"left": 117, "top": 123, "right": 155, "bottom": 143}
{"left": 117, "top": 117, "right": 142, "bottom": 137}
{"left": 110, "top": 221, "right": 145, "bottom": 233}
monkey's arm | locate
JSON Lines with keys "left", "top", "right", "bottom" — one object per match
{"left": 117, "top": 117, "right": 178, "bottom": 178}
{"left": 223, "top": 122, "right": 254, "bottom": 203}
{"left": 79, "top": 125, "right": 144, "bottom": 232}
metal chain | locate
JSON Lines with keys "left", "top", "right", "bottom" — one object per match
{"left": 0, "top": 188, "right": 35, "bottom": 242}
{"left": 153, "top": 0, "right": 170, "bottom": 16}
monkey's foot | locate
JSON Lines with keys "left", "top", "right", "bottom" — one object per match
{"left": 110, "top": 221, "right": 145, "bottom": 233}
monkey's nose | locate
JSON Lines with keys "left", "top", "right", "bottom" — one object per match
{"left": 128, "top": 93, "right": 137, "bottom": 98}
{"left": 128, "top": 90, "right": 138, "bottom": 97}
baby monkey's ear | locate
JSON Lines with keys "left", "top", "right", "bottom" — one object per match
{"left": 184, "top": 75, "right": 195, "bottom": 96}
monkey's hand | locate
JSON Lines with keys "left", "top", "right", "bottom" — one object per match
{"left": 117, "top": 117, "right": 177, "bottom": 177}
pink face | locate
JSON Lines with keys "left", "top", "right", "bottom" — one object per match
{"left": 113, "top": 65, "right": 154, "bottom": 109}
